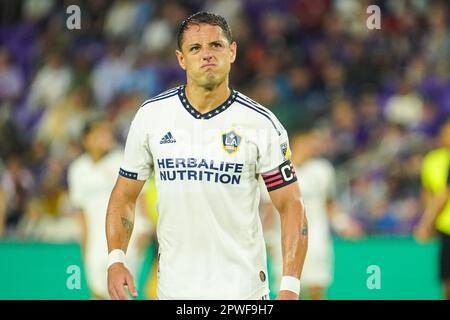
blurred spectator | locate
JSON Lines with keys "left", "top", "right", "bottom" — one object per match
{"left": 119, "top": 55, "right": 162, "bottom": 98}
{"left": 22, "top": 0, "right": 54, "bottom": 22}
{"left": 0, "top": 0, "right": 449, "bottom": 240}
{"left": 71, "top": 49, "right": 95, "bottom": 91}
{"left": 141, "top": 1, "right": 188, "bottom": 55}
{"left": 0, "top": 155, "right": 35, "bottom": 236}
{"left": 141, "top": 15, "right": 173, "bottom": 55}
{"left": 27, "top": 49, "right": 72, "bottom": 113}
{"left": 110, "top": 91, "right": 143, "bottom": 143}
{"left": 0, "top": 47, "right": 24, "bottom": 109}
{"left": 0, "top": 187, "right": 5, "bottom": 238}
{"left": 384, "top": 80, "right": 424, "bottom": 129}
{"left": 0, "top": 108, "right": 29, "bottom": 160}
{"left": 91, "top": 41, "right": 131, "bottom": 108}
{"left": 103, "top": 0, "right": 138, "bottom": 39}
{"left": 329, "top": 98, "right": 358, "bottom": 164}
{"left": 36, "top": 85, "right": 94, "bottom": 159}
{"left": 15, "top": 194, "right": 79, "bottom": 242}
{"left": 204, "top": 0, "right": 243, "bottom": 25}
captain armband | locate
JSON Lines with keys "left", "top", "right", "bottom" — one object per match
{"left": 262, "top": 160, "right": 297, "bottom": 192}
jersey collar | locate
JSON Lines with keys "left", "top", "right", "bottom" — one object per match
{"left": 178, "top": 85, "right": 237, "bottom": 120}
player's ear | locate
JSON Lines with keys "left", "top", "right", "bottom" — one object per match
{"left": 175, "top": 49, "right": 186, "bottom": 70}
{"left": 230, "top": 41, "right": 237, "bottom": 64}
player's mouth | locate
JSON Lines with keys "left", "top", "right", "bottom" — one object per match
{"left": 201, "top": 63, "right": 216, "bottom": 69}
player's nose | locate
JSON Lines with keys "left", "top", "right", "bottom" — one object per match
{"left": 201, "top": 48, "right": 214, "bottom": 61}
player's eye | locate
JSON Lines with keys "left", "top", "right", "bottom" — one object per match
{"left": 211, "top": 43, "right": 222, "bottom": 48}
{"left": 190, "top": 46, "right": 200, "bottom": 52}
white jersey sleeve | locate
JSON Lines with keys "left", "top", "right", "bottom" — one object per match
{"left": 120, "top": 108, "right": 154, "bottom": 180}
{"left": 257, "top": 117, "right": 291, "bottom": 174}
{"left": 256, "top": 112, "right": 297, "bottom": 192}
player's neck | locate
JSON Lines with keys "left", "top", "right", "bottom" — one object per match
{"left": 88, "top": 149, "right": 108, "bottom": 162}
{"left": 185, "top": 81, "right": 230, "bottom": 114}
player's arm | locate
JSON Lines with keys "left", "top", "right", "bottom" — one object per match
{"left": 74, "top": 209, "right": 87, "bottom": 257}
{"left": 0, "top": 188, "right": 5, "bottom": 238}
{"left": 415, "top": 186, "right": 450, "bottom": 242}
{"left": 67, "top": 166, "right": 89, "bottom": 255}
{"left": 423, "top": 187, "right": 450, "bottom": 224}
{"left": 268, "top": 178, "right": 308, "bottom": 300}
{"left": 106, "top": 175, "right": 145, "bottom": 299}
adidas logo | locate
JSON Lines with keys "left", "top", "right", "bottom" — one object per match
{"left": 160, "top": 132, "right": 176, "bottom": 144}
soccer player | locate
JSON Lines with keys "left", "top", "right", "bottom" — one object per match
{"left": 261, "top": 127, "right": 363, "bottom": 299}
{"left": 68, "top": 117, "right": 151, "bottom": 299}
{"left": 106, "top": 12, "right": 308, "bottom": 300}
{"left": 415, "top": 118, "right": 450, "bottom": 300}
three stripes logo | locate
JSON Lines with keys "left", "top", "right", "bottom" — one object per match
{"left": 160, "top": 132, "right": 176, "bottom": 144}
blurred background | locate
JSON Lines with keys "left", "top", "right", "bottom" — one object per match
{"left": 0, "top": 0, "right": 449, "bottom": 299}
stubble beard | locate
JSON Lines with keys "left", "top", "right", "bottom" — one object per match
{"left": 201, "top": 70, "right": 227, "bottom": 90}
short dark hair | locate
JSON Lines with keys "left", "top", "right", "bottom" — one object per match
{"left": 177, "top": 11, "right": 233, "bottom": 50}
{"left": 82, "top": 115, "right": 108, "bottom": 138}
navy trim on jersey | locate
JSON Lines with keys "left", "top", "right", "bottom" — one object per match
{"left": 141, "top": 91, "right": 179, "bottom": 108}
{"left": 149, "top": 87, "right": 177, "bottom": 100}
{"left": 146, "top": 87, "right": 180, "bottom": 101}
{"left": 177, "top": 85, "right": 237, "bottom": 120}
{"left": 235, "top": 97, "right": 281, "bottom": 135}
{"left": 237, "top": 93, "right": 271, "bottom": 116}
{"left": 141, "top": 86, "right": 181, "bottom": 108}
{"left": 119, "top": 168, "right": 138, "bottom": 180}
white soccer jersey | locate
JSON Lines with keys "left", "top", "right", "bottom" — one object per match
{"left": 295, "top": 158, "right": 335, "bottom": 287}
{"left": 120, "top": 85, "right": 296, "bottom": 300}
{"left": 296, "top": 159, "right": 335, "bottom": 241}
{"left": 68, "top": 149, "right": 147, "bottom": 297}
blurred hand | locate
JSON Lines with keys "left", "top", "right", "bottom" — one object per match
{"left": 276, "top": 290, "right": 299, "bottom": 300}
{"left": 107, "top": 263, "right": 138, "bottom": 300}
{"left": 414, "top": 221, "right": 435, "bottom": 243}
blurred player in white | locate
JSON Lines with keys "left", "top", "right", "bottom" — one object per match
{"left": 68, "top": 117, "right": 151, "bottom": 299}
{"left": 261, "top": 127, "right": 363, "bottom": 299}
{"left": 105, "top": 12, "right": 308, "bottom": 300}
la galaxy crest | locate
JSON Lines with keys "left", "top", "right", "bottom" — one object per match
{"left": 222, "top": 130, "right": 241, "bottom": 154}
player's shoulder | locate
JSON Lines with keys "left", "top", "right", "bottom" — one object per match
{"left": 424, "top": 147, "right": 449, "bottom": 162}
{"left": 311, "top": 158, "right": 335, "bottom": 175}
{"left": 233, "top": 90, "right": 284, "bottom": 134}
{"left": 68, "top": 153, "right": 91, "bottom": 175}
{"left": 422, "top": 147, "right": 449, "bottom": 175}
{"left": 132, "top": 86, "right": 182, "bottom": 123}
{"left": 233, "top": 90, "right": 276, "bottom": 119}
{"left": 104, "top": 147, "right": 124, "bottom": 163}
{"left": 140, "top": 86, "right": 181, "bottom": 110}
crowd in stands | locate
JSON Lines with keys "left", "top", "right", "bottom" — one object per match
{"left": 0, "top": 0, "right": 449, "bottom": 240}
